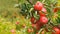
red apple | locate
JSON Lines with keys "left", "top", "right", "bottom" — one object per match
{"left": 16, "top": 22, "right": 20, "bottom": 25}
{"left": 41, "top": 7, "right": 47, "bottom": 13}
{"left": 53, "top": 8, "right": 58, "bottom": 13}
{"left": 27, "top": 28, "right": 32, "bottom": 33}
{"left": 34, "top": 1, "right": 43, "bottom": 11}
{"left": 52, "top": 27, "right": 60, "bottom": 34}
{"left": 38, "top": 11, "right": 46, "bottom": 16}
{"left": 31, "top": 16, "right": 35, "bottom": 24}
{"left": 39, "top": 16, "right": 48, "bottom": 24}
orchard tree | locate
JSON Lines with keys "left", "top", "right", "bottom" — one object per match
{"left": 15, "top": 0, "right": 60, "bottom": 34}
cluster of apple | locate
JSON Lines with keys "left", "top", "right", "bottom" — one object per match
{"left": 31, "top": 1, "right": 48, "bottom": 30}
{"left": 30, "top": 1, "right": 60, "bottom": 34}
